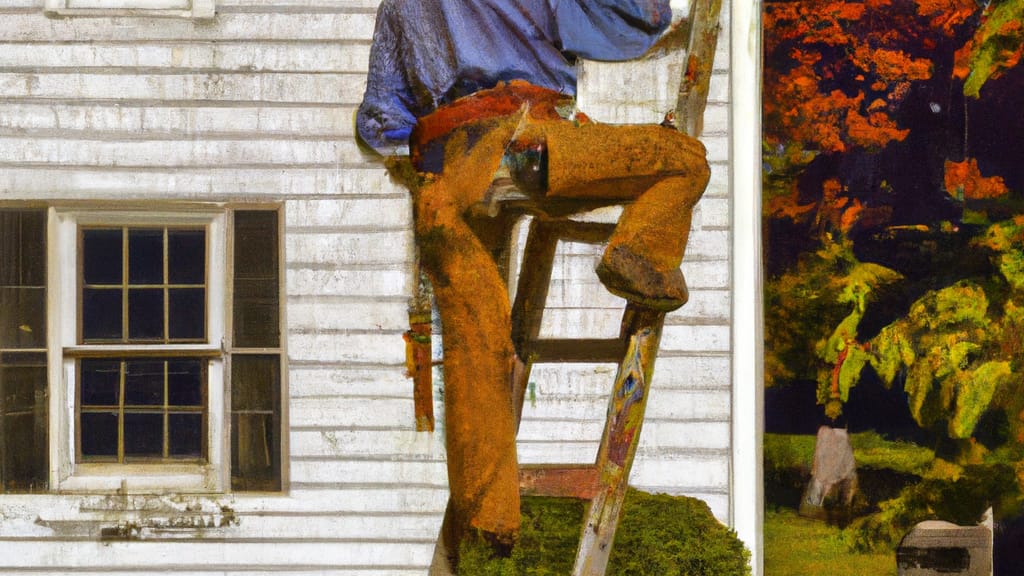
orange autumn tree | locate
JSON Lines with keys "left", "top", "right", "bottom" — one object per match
{"left": 763, "top": 0, "right": 981, "bottom": 224}
{"left": 944, "top": 157, "right": 1010, "bottom": 201}
{"left": 763, "top": 0, "right": 984, "bottom": 401}
{"left": 764, "top": 0, "right": 978, "bottom": 156}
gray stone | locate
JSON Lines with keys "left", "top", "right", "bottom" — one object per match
{"left": 898, "top": 520, "right": 993, "bottom": 576}
{"left": 800, "top": 426, "right": 858, "bottom": 519}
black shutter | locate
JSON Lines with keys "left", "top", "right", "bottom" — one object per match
{"left": 0, "top": 210, "right": 48, "bottom": 492}
{"left": 230, "top": 210, "right": 282, "bottom": 491}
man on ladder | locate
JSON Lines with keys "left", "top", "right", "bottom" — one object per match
{"left": 356, "top": 0, "right": 711, "bottom": 568}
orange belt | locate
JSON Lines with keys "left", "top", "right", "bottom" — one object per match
{"left": 409, "top": 80, "right": 572, "bottom": 173}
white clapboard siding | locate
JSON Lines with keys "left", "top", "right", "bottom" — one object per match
{"left": 0, "top": 103, "right": 361, "bottom": 138}
{"left": 0, "top": 13, "right": 378, "bottom": 42}
{"left": 0, "top": 0, "right": 735, "bottom": 572}
{"left": 0, "top": 43, "right": 373, "bottom": 72}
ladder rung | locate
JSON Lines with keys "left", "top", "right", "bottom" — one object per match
{"left": 519, "top": 465, "right": 601, "bottom": 499}
{"left": 525, "top": 338, "right": 626, "bottom": 363}
{"left": 553, "top": 220, "right": 616, "bottom": 244}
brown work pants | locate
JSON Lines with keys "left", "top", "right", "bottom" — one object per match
{"left": 407, "top": 89, "right": 709, "bottom": 554}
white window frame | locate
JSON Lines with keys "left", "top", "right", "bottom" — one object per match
{"left": 47, "top": 207, "right": 228, "bottom": 494}
{"left": 44, "top": 0, "right": 214, "bottom": 19}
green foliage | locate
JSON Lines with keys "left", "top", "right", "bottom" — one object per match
{"left": 870, "top": 324, "right": 916, "bottom": 385}
{"left": 848, "top": 431, "right": 935, "bottom": 476}
{"left": 764, "top": 238, "right": 853, "bottom": 387}
{"left": 951, "top": 361, "right": 1011, "bottom": 438}
{"left": 837, "top": 347, "right": 870, "bottom": 404}
{"left": 905, "top": 280, "right": 990, "bottom": 330}
{"left": 848, "top": 464, "right": 1024, "bottom": 552}
{"left": 457, "top": 490, "right": 751, "bottom": 576}
{"left": 764, "top": 432, "right": 935, "bottom": 477}
{"left": 866, "top": 280, "right": 1006, "bottom": 437}
{"left": 762, "top": 140, "right": 818, "bottom": 207}
{"left": 457, "top": 497, "right": 583, "bottom": 576}
{"left": 960, "top": 0, "right": 1024, "bottom": 98}
{"left": 810, "top": 244, "right": 902, "bottom": 419}
{"left": 976, "top": 218, "right": 1024, "bottom": 290}
{"left": 764, "top": 434, "right": 817, "bottom": 472}
{"left": 611, "top": 490, "right": 750, "bottom": 576}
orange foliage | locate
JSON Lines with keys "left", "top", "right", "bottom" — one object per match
{"left": 840, "top": 199, "right": 865, "bottom": 232}
{"left": 846, "top": 108, "right": 911, "bottom": 148}
{"left": 916, "top": 0, "right": 977, "bottom": 35}
{"left": 944, "top": 158, "right": 1010, "bottom": 200}
{"left": 769, "top": 190, "right": 817, "bottom": 222}
{"left": 763, "top": 0, "right": 979, "bottom": 154}
{"left": 853, "top": 45, "right": 932, "bottom": 81}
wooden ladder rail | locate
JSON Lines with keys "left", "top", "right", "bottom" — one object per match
{"left": 416, "top": 0, "right": 723, "bottom": 571}
{"left": 503, "top": 215, "right": 669, "bottom": 575}
{"left": 569, "top": 0, "right": 723, "bottom": 572}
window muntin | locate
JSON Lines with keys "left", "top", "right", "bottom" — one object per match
{"left": 80, "top": 226, "right": 207, "bottom": 344}
{"left": 78, "top": 358, "right": 206, "bottom": 463}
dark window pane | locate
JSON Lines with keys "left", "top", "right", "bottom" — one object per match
{"left": 168, "top": 230, "right": 205, "bottom": 284}
{"left": 2, "top": 367, "right": 39, "bottom": 415}
{"left": 128, "top": 228, "right": 163, "bottom": 285}
{"left": 230, "top": 355, "right": 280, "bottom": 491}
{"left": 168, "top": 413, "right": 203, "bottom": 457}
{"left": 231, "top": 356, "right": 279, "bottom": 411}
{"left": 124, "top": 413, "right": 163, "bottom": 457}
{"left": 80, "top": 412, "right": 118, "bottom": 458}
{"left": 0, "top": 211, "right": 45, "bottom": 288}
{"left": 80, "top": 359, "right": 120, "bottom": 406}
{"left": 233, "top": 212, "right": 277, "bottom": 279}
{"left": 128, "top": 288, "right": 164, "bottom": 340}
{"left": 232, "top": 292, "right": 278, "bottom": 349}
{"left": 231, "top": 413, "right": 279, "bottom": 491}
{"left": 168, "top": 360, "right": 203, "bottom": 406}
{"left": 82, "top": 229, "right": 123, "bottom": 285}
{"left": 4, "top": 413, "right": 43, "bottom": 490}
{"left": 125, "top": 360, "right": 164, "bottom": 406}
{"left": 233, "top": 211, "right": 279, "bottom": 348}
{"left": 168, "top": 288, "right": 205, "bottom": 340}
{"left": 82, "top": 288, "right": 122, "bottom": 341}
{"left": 18, "top": 211, "right": 45, "bottom": 287}
{"left": 0, "top": 212, "right": 22, "bottom": 286}
{"left": 0, "top": 287, "right": 46, "bottom": 349}
{"left": 0, "top": 353, "right": 47, "bottom": 492}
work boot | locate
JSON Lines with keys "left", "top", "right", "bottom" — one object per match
{"left": 596, "top": 245, "right": 689, "bottom": 312}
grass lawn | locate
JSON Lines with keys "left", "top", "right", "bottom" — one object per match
{"left": 765, "top": 508, "right": 896, "bottom": 576}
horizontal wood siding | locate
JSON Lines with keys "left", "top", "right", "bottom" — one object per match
{"left": 0, "top": 0, "right": 733, "bottom": 572}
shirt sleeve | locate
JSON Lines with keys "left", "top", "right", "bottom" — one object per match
{"left": 551, "top": 0, "right": 672, "bottom": 61}
{"left": 356, "top": 1, "right": 418, "bottom": 155}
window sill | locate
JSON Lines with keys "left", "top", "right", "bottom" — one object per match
{"left": 43, "top": 0, "right": 214, "bottom": 19}
{"left": 57, "top": 463, "right": 223, "bottom": 494}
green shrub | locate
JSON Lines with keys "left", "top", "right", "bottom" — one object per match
{"left": 847, "top": 463, "right": 1023, "bottom": 553}
{"left": 457, "top": 488, "right": 751, "bottom": 575}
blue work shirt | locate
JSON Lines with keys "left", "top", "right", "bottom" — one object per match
{"left": 356, "top": 0, "right": 672, "bottom": 155}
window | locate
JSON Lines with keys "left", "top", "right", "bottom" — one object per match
{"left": 43, "top": 0, "right": 214, "bottom": 19}
{"left": 0, "top": 210, "right": 48, "bottom": 492}
{"left": 0, "top": 206, "right": 282, "bottom": 495}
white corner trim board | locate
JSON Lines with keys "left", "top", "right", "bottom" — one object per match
{"left": 44, "top": 0, "right": 214, "bottom": 19}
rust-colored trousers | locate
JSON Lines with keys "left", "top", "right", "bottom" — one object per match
{"left": 406, "top": 82, "right": 709, "bottom": 552}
